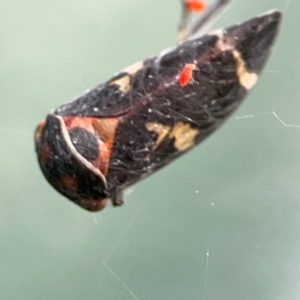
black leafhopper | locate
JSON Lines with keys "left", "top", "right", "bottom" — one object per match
{"left": 35, "top": 0, "right": 282, "bottom": 211}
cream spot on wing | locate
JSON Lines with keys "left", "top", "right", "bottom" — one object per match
{"left": 92, "top": 118, "right": 119, "bottom": 176}
{"left": 146, "top": 122, "right": 199, "bottom": 152}
{"left": 233, "top": 50, "right": 258, "bottom": 90}
{"left": 122, "top": 60, "right": 144, "bottom": 75}
{"left": 93, "top": 118, "right": 119, "bottom": 142}
{"left": 169, "top": 122, "right": 199, "bottom": 152}
{"left": 146, "top": 122, "right": 170, "bottom": 150}
{"left": 109, "top": 61, "right": 144, "bottom": 94}
{"left": 109, "top": 75, "right": 131, "bottom": 94}
{"left": 200, "top": 28, "right": 258, "bottom": 91}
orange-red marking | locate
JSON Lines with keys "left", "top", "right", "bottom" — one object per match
{"left": 79, "top": 198, "right": 108, "bottom": 212}
{"left": 63, "top": 117, "right": 94, "bottom": 133}
{"left": 63, "top": 117, "right": 118, "bottom": 176}
{"left": 57, "top": 175, "right": 78, "bottom": 192}
{"left": 40, "top": 144, "right": 51, "bottom": 165}
{"left": 185, "top": 0, "right": 206, "bottom": 12}
{"left": 178, "top": 63, "right": 196, "bottom": 87}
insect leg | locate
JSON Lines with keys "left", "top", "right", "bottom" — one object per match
{"left": 111, "top": 190, "right": 124, "bottom": 206}
{"left": 178, "top": 0, "right": 230, "bottom": 43}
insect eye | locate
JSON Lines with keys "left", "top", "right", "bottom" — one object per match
{"left": 69, "top": 127, "right": 99, "bottom": 161}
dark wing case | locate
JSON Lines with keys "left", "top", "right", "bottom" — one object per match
{"left": 36, "top": 11, "right": 281, "bottom": 210}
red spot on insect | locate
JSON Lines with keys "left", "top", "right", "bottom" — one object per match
{"left": 178, "top": 63, "right": 196, "bottom": 87}
{"left": 185, "top": 0, "right": 206, "bottom": 12}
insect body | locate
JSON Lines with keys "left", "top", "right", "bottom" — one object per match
{"left": 35, "top": 0, "right": 281, "bottom": 211}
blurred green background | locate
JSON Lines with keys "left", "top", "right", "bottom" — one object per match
{"left": 1, "top": 0, "right": 299, "bottom": 299}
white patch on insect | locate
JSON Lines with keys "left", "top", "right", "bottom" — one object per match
{"left": 146, "top": 121, "right": 199, "bottom": 152}
{"left": 146, "top": 122, "right": 170, "bottom": 150}
{"left": 109, "top": 75, "right": 131, "bottom": 94}
{"left": 169, "top": 122, "right": 199, "bottom": 152}
{"left": 213, "top": 30, "right": 258, "bottom": 90}
{"left": 232, "top": 50, "right": 258, "bottom": 90}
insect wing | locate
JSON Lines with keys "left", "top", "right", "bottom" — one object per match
{"left": 35, "top": 11, "right": 281, "bottom": 211}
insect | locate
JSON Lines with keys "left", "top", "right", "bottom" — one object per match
{"left": 179, "top": 63, "right": 197, "bottom": 87}
{"left": 35, "top": 0, "right": 282, "bottom": 211}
